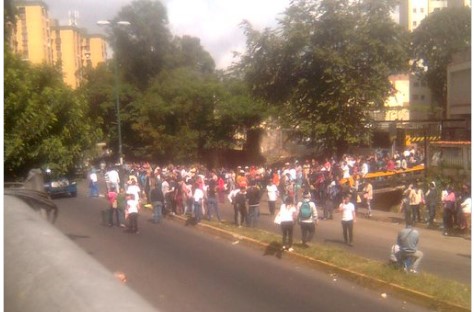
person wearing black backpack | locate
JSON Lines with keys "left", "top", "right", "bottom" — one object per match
{"left": 233, "top": 185, "right": 248, "bottom": 227}
{"left": 297, "top": 192, "right": 319, "bottom": 247}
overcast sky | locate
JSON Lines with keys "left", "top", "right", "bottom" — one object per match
{"left": 44, "top": 0, "right": 291, "bottom": 69}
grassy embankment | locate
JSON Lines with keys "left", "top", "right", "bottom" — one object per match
{"left": 196, "top": 219, "right": 470, "bottom": 311}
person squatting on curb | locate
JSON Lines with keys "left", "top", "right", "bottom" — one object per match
{"left": 396, "top": 221, "right": 423, "bottom": 274}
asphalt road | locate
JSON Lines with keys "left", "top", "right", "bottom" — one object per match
{"left": 232, "top": 201, "right": 472, "bottom": 285}
{"left": 52, "top": 189, "right": 433, "bottom": 312}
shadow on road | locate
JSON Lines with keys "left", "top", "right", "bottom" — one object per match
{"left": 263, "top": 241, "right": 284, "bottom": 259}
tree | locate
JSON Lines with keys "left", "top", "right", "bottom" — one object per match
{"left": 4, "top": 0, "right": 16, "bottom": 45}
{"left": 411, "top": 6, "right": 471, "bottom": 117}
{"left": 110, "top": 0, "right": 174, "bottom": 89}
{"left": 4, "top": 50, "right": 102, "bottom": 180}
{"left": 235, "top": 0, "right": 409, "bottom": 156}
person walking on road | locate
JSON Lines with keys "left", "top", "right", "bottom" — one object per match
{"left": 278, "top": 196, "right": 297, "bottom": 252}
{"left": 297, "top": 192, "right": 318, "bottom": 247}
{"left": 338, "top": 193, "right": 356, "bottom": 246}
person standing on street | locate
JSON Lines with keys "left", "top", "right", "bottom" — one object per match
{"left": 116, "top": 187, "right": 127, "bottom": 227}
{"left": 106, "top": 166, "right": 120, "bottom": 192}
{"left": 338, "top": 193, "right": 356, "bottom": 246}
{"left": 89, "top": 168, "right": 99, "bottom": 197}
{"left": 425, "top": 181, "right": 438, "bottom": 228}
{"left": 362, "top": 179, "right": 373, "bottom": 217}
{"left": 206, "top": 173, "right": 222, "bottom": 222}
{"left": 266, "top": 179, "right": 279, "bottom": 215}
{"left": 232, "top": 186, "right": 248, "bottom": 227}
{"left": 442, "top": 185, "right": 456, "bottom": 236}
{"left": 150, "top": 183, "right": 164, "bottom": 224}
{"left": 107, "top": 186, "right": 118, "bottom": 226}
{"left": 409, "top": 184, "right": 424, "bottom": 224}
{"left": 126, "top": 193, "right": 140, "bottom": 234}
{"left": 297, "top": 192, "right": 318, "bottom": 247}
{"left": 278, "top": 196, "right": 297, "bottom": 252}
{"left": 246, "top": 181, "right": 261, "bottom": 227}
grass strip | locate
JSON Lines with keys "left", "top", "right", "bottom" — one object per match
{"left": 197, "top": 219, "right": 471, "bottom": 311}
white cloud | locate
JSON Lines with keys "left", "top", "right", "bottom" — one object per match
{"left": 166, "top": 0, "right": 289, "bottom": 68}
{"left": 45, "top": 0, "right": 290, "bottom": 69}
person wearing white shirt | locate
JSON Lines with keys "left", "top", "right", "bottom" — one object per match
{"left": 106, "top": 167, "right": 120, "bottom": 192}
{"left": 193, "top": 185, "right": 205, "bottom": 222}
{"left": 89, "top": 170, "right": 99, "bottom": 197}
{"left": 266, "top": 180, "right": 279, "bottom": 215}
{"left": 277, "top": 196, "right": 297, "bottom": 251}
{"left": 126, "top": 193, "right": 140, "bottom": 233}
{"left": 338, "top": 194, "right": 356, "bottom": 246}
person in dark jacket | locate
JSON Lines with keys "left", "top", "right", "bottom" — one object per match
{"left": 425, "top": 181, "right": 438, "bottom": 228}
{"left": 246, "top": 181, "right": 261, "bottom": 227}
{"left": 150, "top": 182, "right": 164, "bottom": 224}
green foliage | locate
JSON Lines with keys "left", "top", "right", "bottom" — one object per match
{"left": 411, "top": 6, "right": 471, "bottom": 115}
{"left": 235, "top": 0, "right": 409, "bottom": 156}
{"left": 112, "top": 0, "right": 173, "bottom": 89}
{"left": 4, "top": 51, "right": 102, "bottom": 180}
{"left": 4, "top": 0, "right": 16, "bottom": 46}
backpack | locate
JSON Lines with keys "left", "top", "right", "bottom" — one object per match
{"left": 234, "top": 192, "right": 247, "bottom": 208}
{"left": 299, "top": 201, "right": 312, "bottom": 220}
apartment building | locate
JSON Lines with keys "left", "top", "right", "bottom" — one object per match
{"left": 13, "top": 1, "right": 53, "bottom": 64}
{"left": 399, "top": 0, "right": 470, "bottom": 31}
{"left": 12, "top": 1, "right": 107, "bottom": 88}
{"left": 385, "top": 0, "right": 470, "bottom": 124}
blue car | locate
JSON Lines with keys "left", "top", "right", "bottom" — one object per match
{"left": 44, "top": 174, "right": 77, "bottom": 198}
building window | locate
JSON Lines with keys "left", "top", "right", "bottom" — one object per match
{"left": 420, "top": 95, "right": 425, "bottom": 100}
{"left": 413, "top": 8, "right": 417, "bottom": 13}
{"left": 413, "top": 21, "right": 417, "bottom": 27}
{"left": 412, "top": 94, "right": 420, "bottom": 101}
{"left": 420, "top": 8, "right": 424, "bottom": 13}
{"left": 413, "top": 82, "right": 420, "bottom": 87}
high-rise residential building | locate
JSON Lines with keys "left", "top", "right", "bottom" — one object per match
{"left": 13, "top": 1, "right": 53, "bottom": 64}
{"left": 12, "top": 0, "right": 107, "bottom": 88}
{"left": 399, "top": 0, "right": 470, "bottom": 31}
{"left": 391, "top": 0, "right": 470, "bottom": 124}
{"left": 85, "top": 35, "right": 108, "bottom": 69}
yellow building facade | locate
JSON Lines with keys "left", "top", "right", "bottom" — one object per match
{"left": 12, "top": 1, "right": 107, "bottom": 88}
{"left": 14, "top": 1, "right": 53, "bottom": 64}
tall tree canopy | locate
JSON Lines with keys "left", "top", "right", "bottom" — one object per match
{"left": 111, "top": 0, "right": 174, "bottom": 89}
{"left": 411, "top": 6, "right": 471, "bottom": 117}
{"left": 81, "top": 0, "right": 267, "bottom": 165}
{"left": 4, "top": 51, "right": 102, "bottom": 180}
{"left": 235, "top": 0, "right": 409, "bottom": 155}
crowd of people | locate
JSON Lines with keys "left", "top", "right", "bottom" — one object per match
{"left": 87, "top": 144, "right": 469, "bottom": 242}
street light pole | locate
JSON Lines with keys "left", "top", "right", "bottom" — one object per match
{"left": 97, "top": 20, "right": 130, "bottom": 165}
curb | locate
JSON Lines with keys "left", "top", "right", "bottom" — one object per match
{"left": 169, "top": 214, "right": 469, "bottom": 312}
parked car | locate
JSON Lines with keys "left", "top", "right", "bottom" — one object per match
{"left": 43, "top": 172, "right": 77, "bottom": 198}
